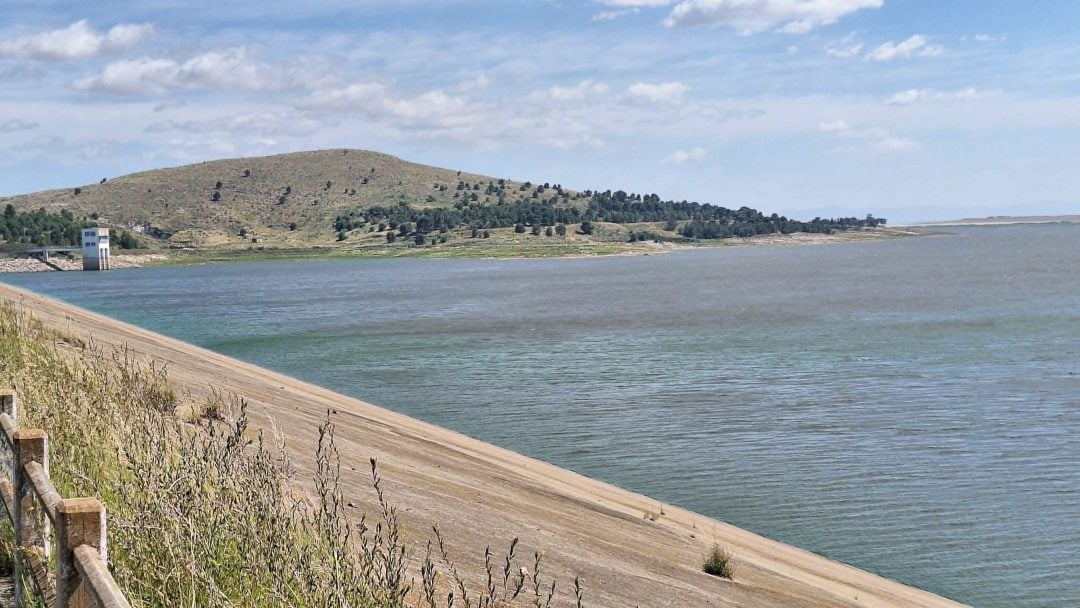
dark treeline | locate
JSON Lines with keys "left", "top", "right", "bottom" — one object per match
{"left": 0, "top": 204, "right": 141, "bottom": 248}
{"left": 333, "top": 187, "right": 886, "bottom": 240}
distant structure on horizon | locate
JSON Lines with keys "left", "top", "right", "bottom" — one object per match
{"left": 81, "top": 227, "right": 110, "bottom": 270}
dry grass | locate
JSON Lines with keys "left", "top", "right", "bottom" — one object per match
{"left": 0, "top": 150, "right": 544, "bottom": 249}
{"left": 0, "top": 300, "right": 583, "bottom": 608}
{"left": 702, "top": 544, "right": 735, "bottom": 580}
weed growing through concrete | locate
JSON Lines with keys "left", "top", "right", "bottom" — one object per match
{"left": 703, "top": 544, "right": 734, "bottom": 580}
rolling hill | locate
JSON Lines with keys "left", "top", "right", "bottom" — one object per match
{"left": 0, "top": 149, "right": 888, "bottom": 254}
{"left": 1, "top": 149, "right": 544, "bottom": 248}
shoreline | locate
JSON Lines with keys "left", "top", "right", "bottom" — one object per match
{"left": 0, "top": 227, "right": 928, "bottom": 273}
{"left": 0, "top": 282, "right": 967, "bottom": 608}
{"left": 911, "top": 214, "right": 1080, "bottom": 227}
{"left": 0, "top": 252, "right": 168, "bottom": 273}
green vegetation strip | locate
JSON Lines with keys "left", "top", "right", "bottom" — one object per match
{"left": 335, "top": 188, "right": 887, "bottom": 244}
{"left": 0, "top": 204, "right": 141, "bottom": 249}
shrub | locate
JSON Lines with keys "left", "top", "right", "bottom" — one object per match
{"left": 702, "top": 544, "right": 734, "bottom": 579}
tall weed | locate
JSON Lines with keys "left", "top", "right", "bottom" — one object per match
{"left": 0, "top": 300, "right": 582, "bottom": 608}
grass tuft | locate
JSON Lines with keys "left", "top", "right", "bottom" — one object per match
{"left": 702, "top": 544, "right": 735, "bottom": 580}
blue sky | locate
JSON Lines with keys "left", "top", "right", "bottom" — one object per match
{"left": 1, "top": 1, "right": 1078, "bottom": 223}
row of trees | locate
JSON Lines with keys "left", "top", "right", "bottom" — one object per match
{"left": 0, "top": 205, "right": 141, "bottom": 248}
{"left": 0, "top": 205, "right": 90, "bottom": 247}
{"left": 333, "top": 192, "right": 885, "bottom": 241}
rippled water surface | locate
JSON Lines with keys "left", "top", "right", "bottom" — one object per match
{"left": 4, "top": 224, "right": 1079, "bottom": 607}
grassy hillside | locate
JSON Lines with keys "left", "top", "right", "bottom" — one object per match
{"left": 0, "top": 149, "right": 893, "bottom": 257}
{"left": 0, "top": 149, "right": 545, "bottom": 249}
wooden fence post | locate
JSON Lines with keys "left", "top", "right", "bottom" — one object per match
{"left": 0, "top": 388, "right": 16, "bottom": 485}
{"left": 56, "top": 498, "right": 107, "bottom": 608}
{"left": 0, "top": 389, "right": 16, "bottom": 421}
{"left": 12, "top": 429, "right": 48, "bottom": 608}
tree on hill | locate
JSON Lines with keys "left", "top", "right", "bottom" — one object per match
{"left": 115, "top": 230, "right": 141, "bottom": 249}
{"left": 0, "top": 207, "right": 98, "bottom": 247}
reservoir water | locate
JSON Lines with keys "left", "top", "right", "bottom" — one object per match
{"left": 3, "top": 223, "right": 1078, "bottom": 608}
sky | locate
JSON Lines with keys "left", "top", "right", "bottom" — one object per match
{"left": 1, "top": 1, "right": 1078, "bottom": 223}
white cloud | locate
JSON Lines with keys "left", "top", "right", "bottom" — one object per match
{"left": 597, "top": 0, "right": 673, "bottom": 6}
{"left": 885, "top": 87, "right": 999, "bottom": 105}
{"left": 536, "top": 123, "right": 607, "bottom": 150}
{"left": 0, "top": 20, "right": 152, "bottom": 61}
{"left": 665, "top": 146, "right": 707, "bottom": 164}
{"left": 593, "top": 8, "right": 640, "bottom": 21}
{"left": 9, "top": 135, "right": 65, "bottom": 154}
{"left": 456, "top": 74, "right": 490, "bottom": 93}
{"left": 817, "top": 120, "right": 919, "bottom": 153}
{"left": 628, "top": 81, "right": 688, "bottom": 104}
{"left": 885, "top": 89, "right": 922, "bottom": 105}
{"left": 825, "top": 33, "right": 863, "bottom": 58}
{"left": 77, "top": 141, "right": 125, "bottom": 161}
{"left": 301, "top": 83, "right": 480, "bottom": 133}
{"left": 299, "top": 76, "right": 616, "bottom": 150}
{"left": 145, "top": 111, "right": 321, "bottom": 136}
{"left": 817, "top": 119, "right": 851, "bottom": 133}
{"left": 866, "top": 34, "right": 944, "bottom": 62}
{"left": 532, "top": 81, "right": 610, "bottom": 102}
{"left": 871, "top": 135, "right": 919, "bottom": 152}
{"left": 153, "top": 100, "right": 187, "bottom": 112}
{"left": 301, "top": 82, "right": 391, "bottom": 111}
{"left": 72, "top": 49, "right": 284, "bottom": 95}
{"left": 659, "top": 0, "right": 883, "bottom": 33}
{"left": 972, "top": 33, "right": 1007, "bottom": 43}
{"left": 166, "top": 137, "right": 238, "bottom": 157}
{"left": 0, "top": 118, "right": 39, "bottom": 133}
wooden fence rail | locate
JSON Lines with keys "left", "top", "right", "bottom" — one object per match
{"left": 0, "top": 389, "right": 131, "bottom": 608}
